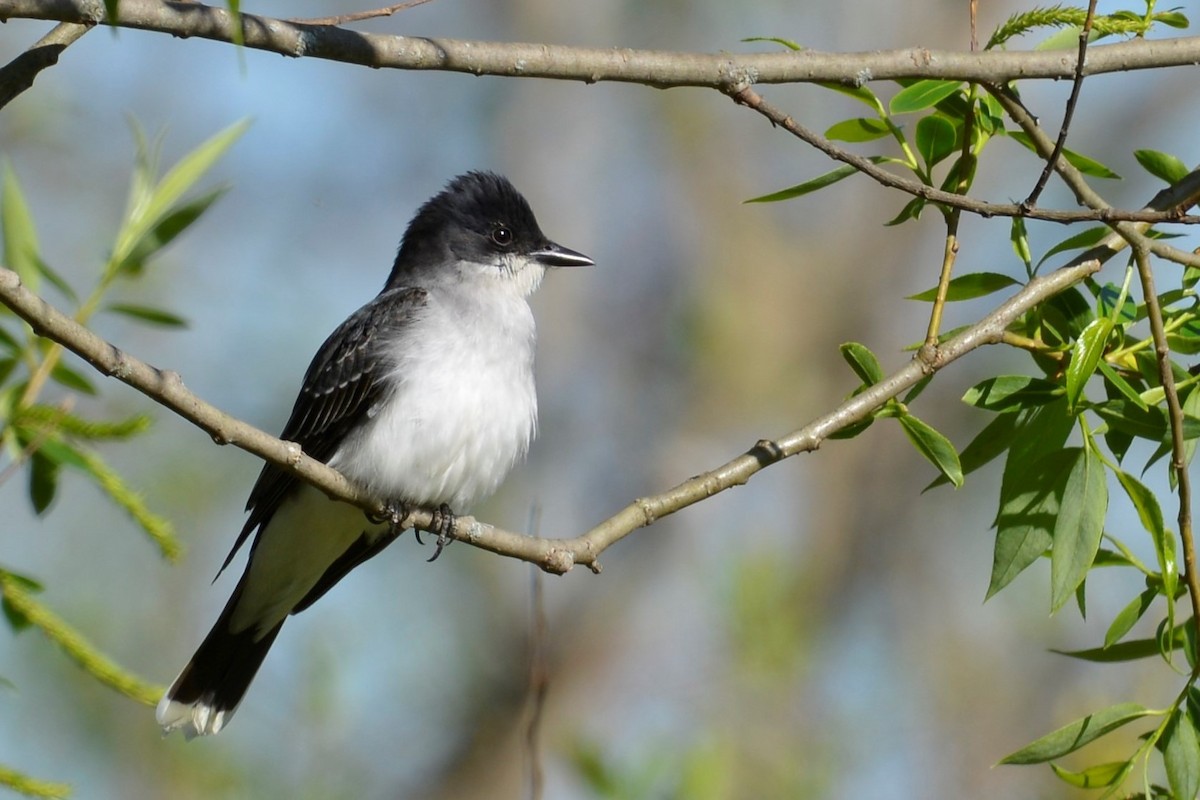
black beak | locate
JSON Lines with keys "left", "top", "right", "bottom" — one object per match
{"left": 531, "top": 240, "right": 594, "bottom": 268}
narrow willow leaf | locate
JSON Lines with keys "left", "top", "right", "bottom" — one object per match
{"left": 999, "top": 703, "right": 1156, "bottom": 764}
{"left": 1051, "top": 760, "right": 1132, "bottom": 789}
{"left": 34, "top": 256, "right": 77, "bottom": 305}
{"left": 1103, "top": 587, "right": 1157, "bottom": 649}
{"left": 1094, "top": 400, "right": 1200, "bottom": 441}
{"left": 926, "top": 411, "right": 1020, "bottom": 491}
{"left": 1097, "top": 362, "right": 1147, "bottom": 411}
{"left": 884, "top": 196, "right": 925, "bottom": 226}
{"left": 103, "top": 0, "right": 119, "bottom": 23}
{"left": 1115, "top": 470, "right": 1175, "bottom": 601}
{"left": 915, "top": 114, "right": 957, "bottom": 168}
{"left": 227, "top": 0, "right": 243, "bottom": 48}
{"left": 105, "top": 303, "right": 188, "bottom": 328}
{"left": 824, "top": 117, "right": 891, "bottom": 143}
{"left": 1165, "top": 706, "right": 1200, "bottom": 800}
{"left": 49, "top": 363, "right": 96, "bottom": 396}
{"left": 907, "top": 272, "right": 1019, "bottom": 302}
{"left": 899, "top": 414, "right": 963, "bottom": 488}
{"left": 839, "top": 342, "right": 883, "bottom": 385}
{"left": 1010, "top": 217, "right": 1033, "bottom": 273}
{"left": 28, "top": 450, "right": 60, "bottom": 515}
{"left": 1182, "top": 388, "right": 1200, "bottom": 475}
{"left": 1066, "top": 318, "right": 1113, "bottom": 410}
{"left": 742, "top": 35, "right": 803, "bottom": 51}
{"left": 116, "top": 186, "right": 227, "bottom": 275}
{"left": 889, "top": 80, "right": 963, "bottom": 114}
{"left": 990, "top": 447, "right": 1076, "bottom": 598}
{"left": 113, "top": 119, "right": 250, "bottom": 266}
{"left": 1, "top": 164, "right": 41, "bottom": 291}
{"left": 1154, "top": 10, "right": 1189, "bottom": 28}
{"left": 746, "top": 160, "right": 886, "bottom": 203}
{"left": 816, "top": 82, "right": 880, "bottom": 108}
{"left": 1056, "top": 633, "right": 1185, "bottom": 662}
{"left": 1134, "top": 149, "right": 1189, "bottom": 185}
{"left": 903, "top": 374, "right": 933, "bottom": 404}
{"left": 1050, "top": 446, "right": 1108, "bottom": 613}
{"left": 1008, "top": 132, "right": 1121, "bottom": 178}
{"left": 962, "top": 375, "right": 1061, "bottom": 413}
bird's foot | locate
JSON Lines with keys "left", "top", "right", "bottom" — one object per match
{"left": 426, "top": 503, "right": 457, "bottom": 563}
{"left": 369, "top": 500, "right": 411, "bottom": 534}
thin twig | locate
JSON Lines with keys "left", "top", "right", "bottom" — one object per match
{"left": 1022, "top": 0, "right": 1098, "bottom": 208}
{"left": 0, "top": 21, "right": 90, "bottom": 110}
{"left": 924, "top": 83, "right": 978, "bottom": 349}
{"left": 289, "top": 0, "right": 433, "bottom": 26}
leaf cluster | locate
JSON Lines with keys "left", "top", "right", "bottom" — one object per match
{"left": 1, "top": 120, "right": 246, "bottom": 797}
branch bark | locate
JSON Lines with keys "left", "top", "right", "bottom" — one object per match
{"left": 2, "top": 0, "right": 1200, "bottom": 88}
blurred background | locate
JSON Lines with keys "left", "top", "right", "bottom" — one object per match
{"left": 3, "top": 1, "right": 1199, "bottom": 797}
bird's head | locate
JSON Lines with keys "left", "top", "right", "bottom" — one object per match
{"left": 389, "top": 171, "right": 592, "bottom": 295}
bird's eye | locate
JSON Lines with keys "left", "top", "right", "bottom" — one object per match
{"left": 490, "top": 226, "right": 514, "bottom": 247}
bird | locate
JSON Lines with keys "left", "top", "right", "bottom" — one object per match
{"left": 156, "top": 171, "right": 592, "bottom": 737}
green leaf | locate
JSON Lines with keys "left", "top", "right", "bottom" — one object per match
{"left": 103, "top": 0, "right": 119, "bottom": 24}
{"left": 49, "top": 362, "right": 96, "bottom": 396}
{"left": 999, "top": 703, "right": 1156, "bottom": 764}
{"left": 1134, "top": 149, "right": 1189, "bottom": 185}
{"left": 839, "top": 342, "right": 883, "bottom": 385}
{"left": 962, "top": 375, "right": 1061, "bottom": 413}
{"left": 105, "top": 303, "right": 188, "bottom": 328}
{"left": 1010, "top": 217, "right": 1032, "bottom": 274}
{"left": 116, "top": 186, "right": 228, "bottom": 275}
{"left": 1065, "top": 318, "right": 1113, "bottom": 410}
{"left": 2, "top": 163, "right": 41, "bottom": 291}
{"left": 1037, "top": 225, "right": 1110, "bottom": 268}
{"left": 1051, "top": 760, "right": 1132, "bottom": 789}
{"left": 1165, "top": 706, "right": 1200, "bottom": 800}
{"left": 746, "top": 159, "right": 885, "bottom": 203}
{"left": 112, "top": 119, "right": 250, "bottom": 268}
{"left": 824, "top": 117, "right": 891, "bottom": 143}
{"left": 915, "top": 114, "right": 958, "bottom": 168}
{"left": 1115, "top": 470, "right": 1175, "bottom": 601}
{"left": 0, "top": 569, "right": 43, "bottom": 632}
{"left": 898, "top": 413, "right": 963, "bottom": 488}
{"left": 743, "top": 35, "right": 803, "bottom": 51}
{"left": 816, "top": 82, "right": 881, "bottom": 109}
{"left": 889, "top": 80, "right": 963, "bottom": 114}
{"left": 1009, "top": 131, "right": 1121, "bottom": 179}
{"left": 1050, "top": 446, "right": 1108, "bottom": 613}
{"left": 907, "top": 271, "right": 1020, "bottom": 302}
{"left": 1056, "top": 626, "right": 1189, "bottom": 662}
{"left": 1154, "top": 10, "right": 1190, "bottom": 28}
{"left": 926, "top": 412, "right": 1020, "bottom": 491}
{"left": 1098, "top": 362, "right": 1148, "bottom": 411}
{"left": 28, "top": 449, "right": 60, "bottom": 515}
{"left": 991, "top": 448, "right": 1074, "bottom": 598}
{"left": 1104, "top": 588, "right": 1157, "bottom": 649}
{"left": 1096, "top": 400, "right": 1200, "bottom": 442}
{"left": 884, "top": 196, "right": 926, "bottom": 226}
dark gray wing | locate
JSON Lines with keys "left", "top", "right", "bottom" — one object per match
{"left": 216, "top": 286, "right": 428, "bottom": 576}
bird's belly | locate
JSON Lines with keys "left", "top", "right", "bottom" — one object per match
{"left": 330, "top": 359, "right": 536, "bottom": 511}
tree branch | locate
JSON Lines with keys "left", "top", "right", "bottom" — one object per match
{"left": 0, "top": 257, "right": 1099, "bottom": 574}
{"left": 2, "top": 0, "right": 1200, "bottom": 89}
{"left": 0, "top": 20, "right": 89, "bottom": 110}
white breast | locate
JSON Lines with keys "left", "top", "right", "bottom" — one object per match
{"left": 328, "top": 281, "right": 538, "bottom": 511}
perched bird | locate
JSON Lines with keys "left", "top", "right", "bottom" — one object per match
{"left": 157, "top": 171, "right": 592, "bottom": 737}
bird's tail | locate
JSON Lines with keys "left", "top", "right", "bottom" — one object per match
{"left": 156, "top": 575, "right": 284, "bottom": 738}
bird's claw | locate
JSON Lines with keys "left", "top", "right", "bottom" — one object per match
{"left": 426, "top": 503, "right": 457, "bottom": 563}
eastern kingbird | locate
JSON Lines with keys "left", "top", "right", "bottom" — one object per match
{"left": 156, "top": 171, "right": 592, "bottom": 737}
